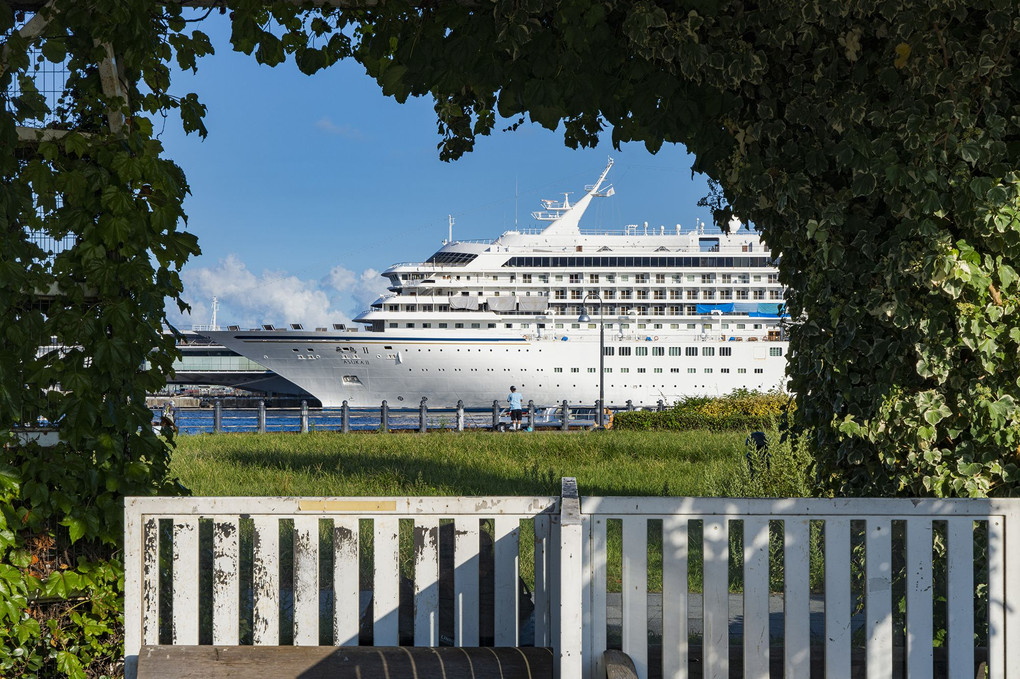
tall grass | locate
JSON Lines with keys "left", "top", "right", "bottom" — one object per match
{"left": 171, "top": 430, "right": 749, "bottom": 497}
{"left": 171, "top": 429, "right": 814, "bottom": 596}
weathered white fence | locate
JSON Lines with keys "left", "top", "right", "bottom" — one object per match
{"left": 579, "top": 496, "right": 1020, "bottom": 679}
{"left": 124, "top": 484, "right": 1020, "bottom": 679}
{"left": 123, "top": 495, "right": 560, "bottom": 677}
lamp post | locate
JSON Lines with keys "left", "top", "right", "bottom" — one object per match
{"left": 578, "top": 293, "right": 605, "bottom": 429}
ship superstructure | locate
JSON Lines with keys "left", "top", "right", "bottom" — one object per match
{"left": 203, "top": 159, "right": 788, "bottom": 407}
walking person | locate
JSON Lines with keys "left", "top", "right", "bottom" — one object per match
{"left": 507, "top": 386, "right": 524, "bottom": 431}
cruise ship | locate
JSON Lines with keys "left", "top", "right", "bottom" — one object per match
{"left": 202, "top": 159, "right": 789, "bottom": 408}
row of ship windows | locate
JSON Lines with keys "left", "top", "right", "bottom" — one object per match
{"left": 396, "top": 346, "right": 784, "bottom": 358}
{"left": 388, "top": 317, "right": 775, "bottom": 327}
{"left": 405, "top": 367, "right": 767, "bottom": 374}
{"left": 402, "top": 272, "right": 780, "bottom": 284}
{"left": 396, "top": 289, "right": 784, "bottom": 300}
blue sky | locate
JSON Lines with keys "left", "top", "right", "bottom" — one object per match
{"left": 160, "top": 17, "right": 717, "bottom": 330}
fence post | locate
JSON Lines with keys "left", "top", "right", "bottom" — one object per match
{"left": 492, "top": 400, "right": 500, "bottom": 430}
{"left": 341, "top": 400, "right": 350, "bottom": 433}
{"left": 419, "top": 397, "right": 428, "bottom": 433}
{"left": 456, "top": 400, "right": 465, "bottom": 432}
{"left": 380, "top": 400, "right": 389, "bottom": 433}
{"left": 626, "top": 399, "right": 634, "bottom": 411}
{"left": 257, "top": 400, "right": 266, "bottom": 434}
{"left": 558, "top": 477, "right": 584, "bottom": 679}
{"left": 300, "top": 400, "right": 309, "bottom": 433}
{"left": 528, "top": 400, "right": 535, "bottom": 430}
{"left": 213, "top": 400, "right": 222, "bottom": 434}
{"left": 561, "top": 400, "right": 570, "bottom": 431}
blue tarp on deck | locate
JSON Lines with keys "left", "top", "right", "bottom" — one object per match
{"left": 748, "top": 303, "right": 785, "bottom": 317}
{"left": 696, "top": 303, "right": 734, "bottom": 314}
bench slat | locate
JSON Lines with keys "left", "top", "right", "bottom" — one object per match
{"left": 622, "top": 516, "right": 648, "bottom": 679}
{"left": 866, "top": 519, "right": 893, "bottom": 679}
{"left": 137, "top": 645, "right": 553, "bottom": 679}
{"left": 293, "top": 516, "right": 320, "bottom": 645}
{"left": 906, "top": 518, "right": 934, "bottom": 677}
{"left": 784, "top": 518, "right": 811, "bottom": 678}
{"left": 824, "top": 519, "right": 851, "bottom": 679}
{"left": 493, "top": 516, "right": 520, "bottom": 646}
{"left": 373, "top": 517, "right": 400, "bottom": 645}
{"left": 661, "top": 516, "right": 688, "bottom": 679}
{"left": 173, "top": 518, "right": 200, "bottom": 645}
{"left": 453, "top": 518, "right": 479, "bottom": 647}
{"left": 212, "top": 519, "right": 240, "bottom": 646}
{"left": 742, "top": 518, "right": 769, "bottom": 679}
{"left": 253, "top": 517, "right": 280, "bottom": 645}
{"left": 333, "top": 518, "right": 360, "bottom": 646}
{"left": 413, "top": 518, "right": 439, "bottom": 646}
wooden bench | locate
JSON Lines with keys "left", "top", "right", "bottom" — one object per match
{"left": 136, "top": 645, "right": 554, "bottom": 679}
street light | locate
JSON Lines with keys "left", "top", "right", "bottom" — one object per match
{"left": 578, "top": 293, "right": 605, "bottom": 429}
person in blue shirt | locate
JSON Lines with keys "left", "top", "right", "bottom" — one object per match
{"left": 507, "top": 386, "right": 524, "bottom": 430}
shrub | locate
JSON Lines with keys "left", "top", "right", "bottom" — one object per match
{"left": 613, "top": 390, "right": 794, "bottom": 432}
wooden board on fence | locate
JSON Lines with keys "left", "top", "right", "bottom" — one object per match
{"left": 136, "top": 645, "right": 554, "bottom": 679}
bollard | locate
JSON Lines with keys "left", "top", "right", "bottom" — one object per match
{"left": 380, "top": 400, "right": 389, "bottom": 433}
{"left": 214, "top": 400, "right": 222, "bottom": 434}
{"left": 456, "top": 400, "right": 465, "bottom": 432}
{"left": 341, "top": 400, "right": 350, "bottom": 433}
{"left": 528, "top": 400, "right": 535, "bottom": 431}
{"left": 300, "top": 400, "right": 309, "bottom": 433}
{"left": 257, "top": 400, "right": 266, "bottom": 434}
{"left": 492, "top": 400, "right": 500, "bottom": 430}
{"left": 657, "top": 399, "right": 665, "bottom": 412}
{"left": 419, "top": 397, "right": 428, "bottom": 433}
{"left": 626, "top": 399, "right": 634, "bottom": 412}
{"left": 561, "top": 400, "right": 570, "bottom": 431}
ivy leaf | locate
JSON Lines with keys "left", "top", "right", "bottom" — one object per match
{"left": 851, "top": 172, "right": 876, "bottom": 197}
{"left": 40, "top": 38, "right": 66, "bottom": 63}
{"left": 45, "top": 571, "right": 82, "bottom": 598}
{"left": 62, "top": 516, "right": 88, "bottom": 544}
{"left": 999, "top": 264, "right": 1017, "bottom": 290}
{"left": 56, "top": 650, "right": 86, "bottom": 679}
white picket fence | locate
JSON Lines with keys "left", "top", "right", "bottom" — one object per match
{"left": 124, "top": 483, "right": 1020, "bottom": 679}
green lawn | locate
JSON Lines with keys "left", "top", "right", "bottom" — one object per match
{"left": 171, "top": 429, "right": 750, "bottom": 498}
{"left": 170, "top": 429, "right": 796, "bottom": 595}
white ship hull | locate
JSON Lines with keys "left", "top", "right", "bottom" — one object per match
{"left": 206, "top": 329, "right": 787, "bottom": 408}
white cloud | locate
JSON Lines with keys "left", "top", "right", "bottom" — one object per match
{"left": 167, "top": 255, "right": 386, "bottom": 330}
{"left": 315, "top": 116, "right": 365, "bottom": 140}
{"left": 324, "top": 265, "right": 389, "bottom": 314}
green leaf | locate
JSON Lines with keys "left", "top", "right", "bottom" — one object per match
{"left": 45, "top": 571, "right": 82, "bottom": 598}
{"left": 8, "top": 548, "right": 32, "bottom": 568}
{"left": 63, "top": 517, "right": 87, "bottom": 544}
{"left": 960, "top": 142, "right": 981, "bottom": 164}
{"left": 56, "top": 650, "right": 86, "bottom": 679}
{"left": 851, "top": 172, "right": 876, "bottom": 197}
{"left": 999, "top": 263, "right": 1017, "bottom": 290}
{"left": 40, "top": 38, "right": 66, "bottom": 63}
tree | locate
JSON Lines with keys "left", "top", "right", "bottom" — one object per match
{"left": 341, "top": 0, "right": 1020, "bottom": 497}
{"left": 2, "top": 0, "right": 1019, "bottom": 674}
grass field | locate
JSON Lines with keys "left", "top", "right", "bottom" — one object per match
{"left": 170, "top": 429, "right": 813, "bottom": 596}
{"left": 171, "top": 429, "right": 751, "bottom": 498}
